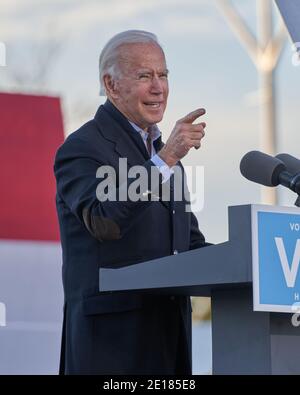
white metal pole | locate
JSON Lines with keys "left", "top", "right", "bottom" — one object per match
{"left": 257, "top": 0, "right": 277, "bottom": 204}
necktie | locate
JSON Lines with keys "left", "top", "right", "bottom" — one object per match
{"left": 146, "top": 133, "right": 152, "bottom": 157}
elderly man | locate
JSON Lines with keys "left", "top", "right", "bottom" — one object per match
{"left": 54, "top": 30, "right": 207, "bottom": 375}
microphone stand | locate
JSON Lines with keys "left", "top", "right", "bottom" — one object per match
{"left": 292, "top": 174, "right": 300, "bottom": 208}
{"left": 280, "top": 172, "right": 300, "bottom": 208}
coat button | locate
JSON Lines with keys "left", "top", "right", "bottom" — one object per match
{"left": 173, "top": 250, "right": 178, "bottom": 255}
{"left": 170, "top": 296, "right": 175, "bottom": 301}
{"left": 172, "top": 210, "right": 175, "bottom": 214}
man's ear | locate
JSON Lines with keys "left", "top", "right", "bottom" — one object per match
{"left": 103, "top": 74, "right": 119, "bottom": 99}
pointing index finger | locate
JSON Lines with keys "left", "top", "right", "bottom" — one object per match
{"left": 179, "top": 108, "right": 206, "bottom": 124}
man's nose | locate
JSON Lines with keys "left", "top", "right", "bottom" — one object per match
{"left": 150, "top": 76, "right": 164, "bottom": 94}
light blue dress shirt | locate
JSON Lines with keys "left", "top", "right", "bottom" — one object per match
{"left": 129, "top": 121, "right": 174, "bottom": 183}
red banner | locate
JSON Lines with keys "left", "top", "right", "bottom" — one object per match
{"left": 0, "top": 92, "right": 64, "bottom": 241}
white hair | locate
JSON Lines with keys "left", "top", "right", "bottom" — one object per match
{"left": 98, "top": 30, "right": 163, "bottom": 96}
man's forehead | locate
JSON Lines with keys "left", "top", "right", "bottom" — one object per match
{"left": 118, "top": 42, "right": 165, "bottom": 60}
{"left": 118, "top": 43, "right": 167, "bottom": 71}
{"left": 119, "top": 41, "right": 162, "bottom": 52}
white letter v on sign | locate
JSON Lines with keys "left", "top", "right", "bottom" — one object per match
{"left": 275, "top": 237, "right": 300, "bottom": 288}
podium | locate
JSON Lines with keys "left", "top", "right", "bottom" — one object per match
{"left": 99, "top": 205, "right": 300, "bottom": 374}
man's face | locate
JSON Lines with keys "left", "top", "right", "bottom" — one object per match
{"left": 110, "top": 42, "right": 169, "bottom": 131}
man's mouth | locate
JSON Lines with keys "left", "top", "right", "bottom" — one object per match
{"left": 143, "top": 102, "right": 162, "bottom": 108}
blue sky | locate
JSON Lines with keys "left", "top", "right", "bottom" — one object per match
{"left": 1, "top": 0, "right": 300, "bottom": 242}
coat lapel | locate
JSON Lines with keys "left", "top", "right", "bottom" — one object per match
{"left": 94, "top": 100, "right": 170, "bottom": 210}
{"left": 94, "top": 101, "right": 148, "bottom": 166}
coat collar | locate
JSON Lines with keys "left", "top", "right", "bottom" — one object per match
{"left": 94, "top": 100, "right": 170, "bottom": 210}
{"left": 94, "top": 100, "right": 164, "bottom": 166}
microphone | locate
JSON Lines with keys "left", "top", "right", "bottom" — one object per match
{"left": 275, "top": 153, "right": 300, "bottom": 176}
{"left": 240, "top": 150, "right": 300, "bottom": 195}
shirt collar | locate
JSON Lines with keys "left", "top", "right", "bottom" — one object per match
{"left": 128, "top": 121, "right": 161, "bottom": 143}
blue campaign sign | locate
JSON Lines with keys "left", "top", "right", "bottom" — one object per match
{"left": 252, "top": 205, "right": 300, "bottom": 313}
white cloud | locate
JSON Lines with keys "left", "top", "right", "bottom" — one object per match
{"left": 161, "top": 13, "right": 227, "bottom": 38}
{"left": 0, "top": 0, "right": 217, "bottom": 41}
{"left": 56, "top": 1, "right": 155, "bottom": 30}
{"left": 0, "top": 0, "right": 154, "bottom": 40}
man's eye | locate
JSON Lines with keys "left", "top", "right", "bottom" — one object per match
{"left": 138, "top": 74, "right": 151, "bottom": 80}
{"left": 160, "top": 74, "right": 168, "bottom": 79}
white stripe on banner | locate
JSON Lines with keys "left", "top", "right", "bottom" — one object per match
{"left": 0, "top": 240, "right": 63, "bottom": 374}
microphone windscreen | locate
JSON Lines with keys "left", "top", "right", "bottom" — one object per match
{"left": 275, "top": 153, "right": 300, "bottom": 176}
{"left": 240, "top": 150, "right": 286, "bottom": 186}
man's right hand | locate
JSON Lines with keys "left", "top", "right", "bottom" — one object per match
{"left": 158, "top": 108, "right": 206, "bottom": 167}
